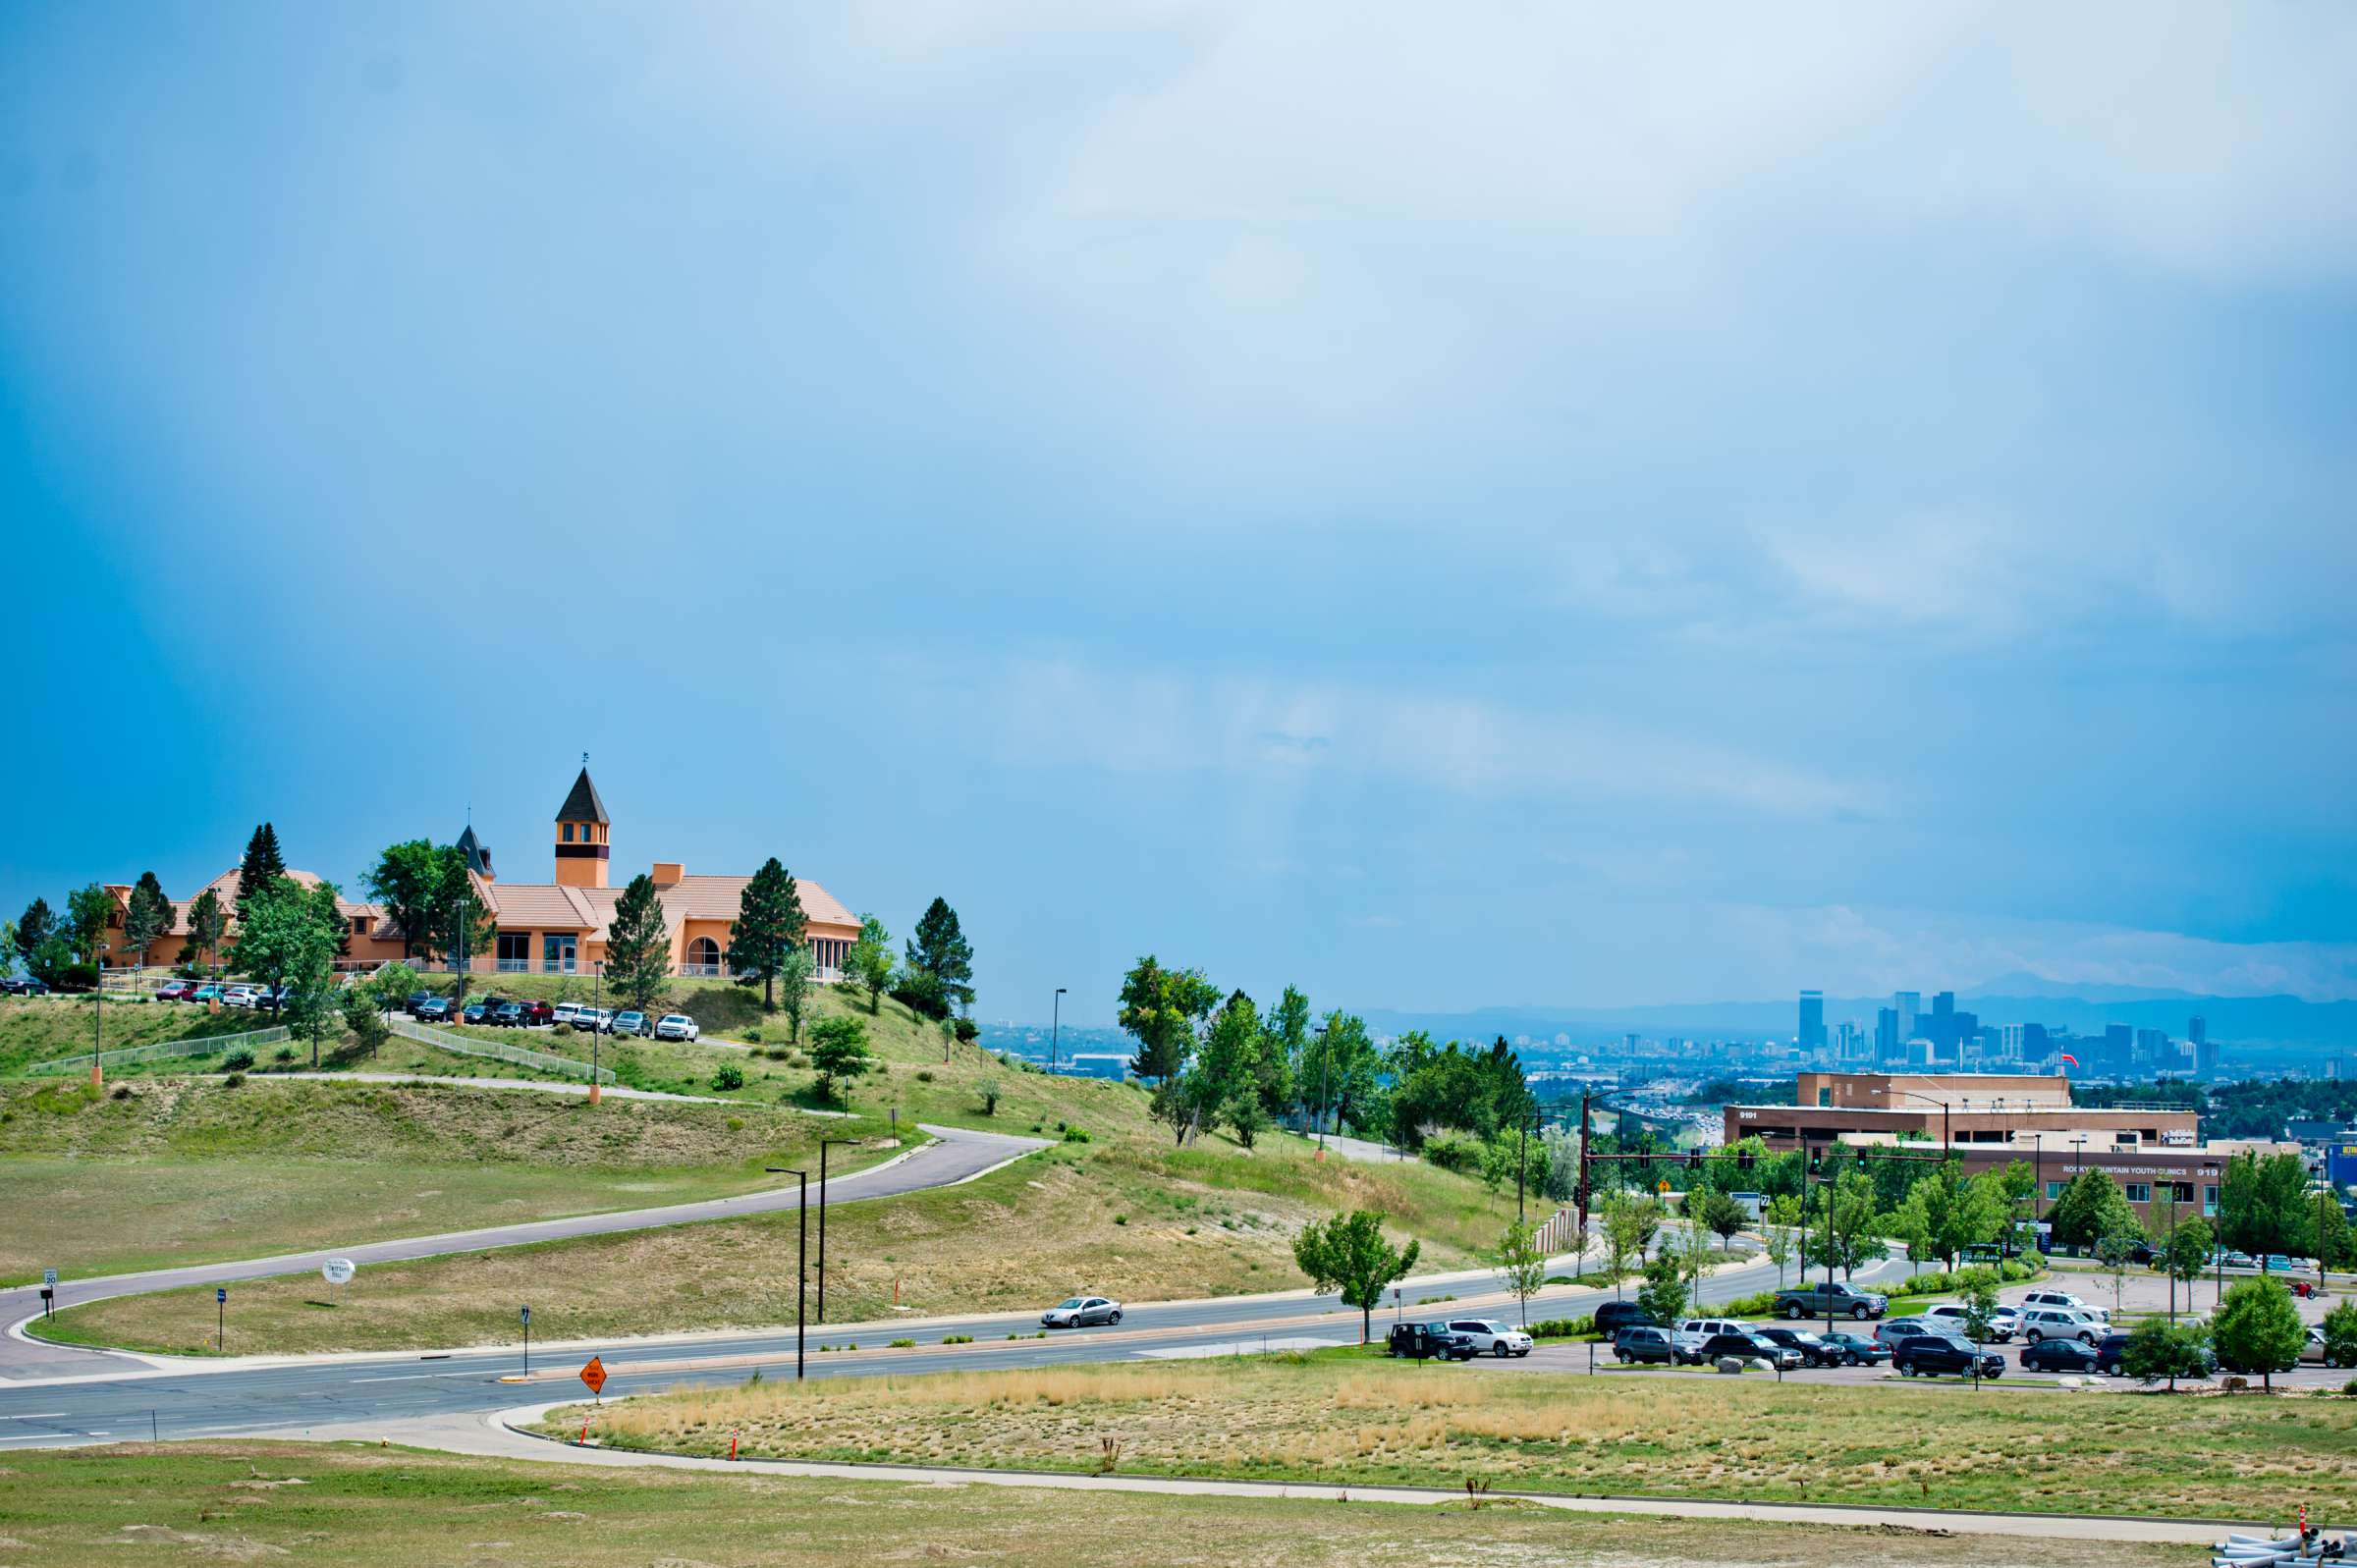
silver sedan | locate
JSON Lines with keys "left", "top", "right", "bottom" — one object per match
{"left": 1041, "top": 1295, "right": 1124, "bottom": 1328}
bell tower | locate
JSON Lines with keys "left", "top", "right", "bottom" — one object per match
{"left": 554, "top": 757, "right": 610, "bottom": 889}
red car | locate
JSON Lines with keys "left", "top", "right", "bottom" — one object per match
{"left": 517, "top": 999, "right": 555, "bottom": 1026}
{"left": 156, "top": 981, "right": 199, "bottom": 1001}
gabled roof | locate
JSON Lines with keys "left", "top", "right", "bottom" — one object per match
{"left": 556, "top": 767, "right": 609, "bottom": 825}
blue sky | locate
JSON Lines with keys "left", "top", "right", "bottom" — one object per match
{"left": 2, "top": 2, "right": 2352, "bottom": 1021}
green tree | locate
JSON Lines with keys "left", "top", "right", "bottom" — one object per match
{"left": 1259, "top": 985, "right": 1311, "bottom": 1117}
{"left": 2095, "top": 1224, "right": 2144, "bottom": 1316}
{"left": 2217, "top": 1150, "right": 2312, "bottom": 1273}
{"left": 1493, "top": 1217, "right": 1547, "bottom": 1326}
{"left": 2122, "top": 1318, "right": 2213, "bottom": 1390}
{"left": 235, "top": 823, "right": 286, "bottom": 912}
{"left": 1302, "top": 1010, "right": 1382, "bottom": 1138}
{"left": 11, "top": 897, "right": 54, "bottom": 975}
{"left": 183, "top": 890, "right": 226, "bottom": 976}
{"left": 2047, "top": 1167, "right": 2139, "bottom": 1251}
{"left": 1291, "top": 1210, "right": 1421, "bottom": 1343}
{"left": 123, "top": 872, "right": 173, "bottom": 969}
{"left": 1599, "top": 1188, "right": 1661, "bottom": 1297}
{"left": 338, "top": 983, "right": 390, "bottom": 1058}
{"left": 846, "top": 914, "right": 893, "bottom": 1014}
{"left": 904, "top": 897, "right": 974, "bottom": 1016}
{"left": 367, "top": 960, "right": 421, "bottom": 1014}
{"left": 1762, "top": 1193, "right": 1804, "bottom": 1287}
{"left": 2165, "top": 1215, "right": 2214, "bottom": 1321}
{"left": 727, "top": 857, "right": 806, "bottom": 1011}
{"left": 1808, "top": 1169, "right": 1888, "bottom": 1280}
{"left": 2312, "top": 1190, "right": 2353, "bottom": 1271}
{"left": 2212, "top": 1275, "right": 2306, "bottom": 1390}
{"left": 603, "top": 873, "right": 672, "bottom": 1013}
{"left": 1960, "top": 1274, "right": 2001, "bottom": 1354}
{"left": 1885, "top": 1183, "right": 1933, "bottom": 1276}
{"left": 1225, "top": 1085, "right": 1271, "bottom": 1148}
{"left": 232, "top": 877, "right": 341, "bottom": 1062}
{"left": 418, "top": 846, "right": 496, "bottom": 988}
{"left": 362, "top": 840, "right": 447, "bottom": 958}
{"left": 1636, "top": 1248, "right": 1690, "bottom": 1330}
{"left": 65, "top": 884, "right": 113, "bottom": 966}
{"left": 1694, "top": 1187, "right": 1749, "bottom": 1252}
{"left": 1116, "top": 956, "right": 1218, "bottom": 1081}
{"left": 2321, "top": 1299, "right": 2357, "bottom": 1371}
{"left": 774, "top": 947, "right": 815, "bottom": 1044}
{"left": 805, "top": 1014, "right": 873, "bottom": 1103}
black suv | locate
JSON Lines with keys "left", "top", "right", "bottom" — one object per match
{"left": 1593, "top": 1301, "right": 1657, "bottom": 1337}
{"left": 1893, "top": 1334, "right": 2004, "bottom": 1379}
{"left": 1754, "top": 1326, "right": 1839, "bottom": 1367}
{"left": 415, "top": 996, "right": 455, "bottom": 1022}
{"left": 1696, "top": 1331, "right": 1803, "bottom": 1371}
{"left": 1388, "top": 1322, "right": 1475, "bottom": 1361}
{"left": 404, "top": 991, "right": 434, "bottom": 1015}
{"left": 492, "top": 1001, "right": 526, "bottom": 1027}
{"left": 2021, "top": 1335, "right": 2098, "bottom": 1374}
{"left": 1613, "top": 1325, "right": 1680, "bottom": 1365}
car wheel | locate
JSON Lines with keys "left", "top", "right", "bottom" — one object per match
{"left": 1108, "top": 1310, "right": 1122, "bottom": 1325}
{"left": 1494, "top": 1343, "right": 1510, "bottom": 1358}
{"left": 1844, "top": 1352, "right": 1860, "bottom": 1367}
{"left": 1852, "top": 1305, "right": 1869, "bottom": 1320}
{"left": 2103, "top": 1361, "right": 2122, "bottom": 1377}
{"left": 1784, "top": 1303, "right": 1804, "bottom": 1320}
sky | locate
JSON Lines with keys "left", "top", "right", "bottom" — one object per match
{"left": 1, "top": 2, "right": 2352, "bottom": 1023}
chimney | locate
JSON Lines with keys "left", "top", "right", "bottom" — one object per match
{"left": 652, "top": 862, "right": 684, "bottom": 887}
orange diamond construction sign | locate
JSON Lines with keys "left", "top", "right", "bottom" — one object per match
{"left": 579, "top": 1356, "right": 606, "bottom": 1396}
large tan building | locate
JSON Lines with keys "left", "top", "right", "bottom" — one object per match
{"left": 108, "top": 766, "right": 860, "bottom": 982}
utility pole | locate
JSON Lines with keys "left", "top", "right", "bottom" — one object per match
{"left": 768, "top": 1167, "right": 809, "bottom": 1379}
{"left": 1051, "top": 988, "right": 1066, "bottom": 1075}
{"left": 590, "top": 960, "right": 604, "bottom": 1106}
{"left": 91, "top": 944, "right": 110, "bottom": 1088}
{"left": 816, "top": 1138, "right": 854, "bottom": 1322}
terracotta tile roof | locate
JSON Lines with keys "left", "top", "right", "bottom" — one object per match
{"left": 159, "top": 868, "right": 380, "bottom": 937}
{"left": 482, "top": 882, "right": 599, "bottom": 930}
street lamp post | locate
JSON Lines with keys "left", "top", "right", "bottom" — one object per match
{"left": 766, "top": 1166, "right": 809, "bottom": 1379}
{"left": 1050, "top": 988, "right": 1066, "bottom": 1075}
{"left": 590, "top": 960, "right": 605, "bottom": 1106}
{"left": 92, "top": 943, "right": 110, "bottom": 1088}
{"left": 816, "top": 1137, "right": 855, "bottom": 1322}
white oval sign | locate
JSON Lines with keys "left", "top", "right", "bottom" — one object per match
{"left": 321, "top": 1257, "right": 356, "bottom": 1286}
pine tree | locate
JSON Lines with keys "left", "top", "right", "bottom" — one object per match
{"left": 904, "top": 897, "right": 974, "bottom": 1015}
{"left": 12, "top": 897, "right": 55, "bottom": 970}
{"left": 124, "top": 872, "right": 174, "bottom": 968}
{"left": 727, "top": 857, "right": 806, "bottom": 1011}
{"left": 236, "top": 823, "right": 287, "bottom": 911}
{"left": 604, "top": 873, "right": 672, "bottom": 1012}
{"left": 847, "top": 913, "right": 893, "bottom": 1014}
{"left": 184, "top": 890, "right": 226, "bottom": 975}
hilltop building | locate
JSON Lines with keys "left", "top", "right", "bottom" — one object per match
{"left": 103, "top": 765, "right": 859, "bottom": 982}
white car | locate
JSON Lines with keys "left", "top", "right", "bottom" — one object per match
{"left": 1678, "top": 1318, "right": 1752, "bottom": 1340}
{"left": 2019, "top": 1307, "right": 2101, "bottom": 1345}
{"left": 2020, "top": 1288, "right": 2108, "bottom": 1324}
{"left": 576, "top": 1007, "right": 614, "bottom": 1033}
{"left": 222, "top": 985, "right": 261, "bottom": 1009}
{"left": 1922, "top": 1303, "right": 2012, "bottom": 1342}
{"left": 654, "top": 1013, "right": 700, "bottom": 1042}
{"left": 1449, "top": 1318, "right": 1535, "bottom": 1357}
{"left": 551, "top": 1003, "right": 582, "bottom": 1025}
{"left": 1041, "top": 1295, "right": 1123, "bottom": 1327}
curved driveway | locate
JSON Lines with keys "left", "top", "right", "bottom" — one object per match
{"left": 0, "top": 1123, "right": 1044, "bottom": 1383}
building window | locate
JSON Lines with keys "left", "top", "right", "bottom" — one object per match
{"left": 2168, "top": 1181, "right": 2195, "bottom": 1204}
{"left": 496, "top": 932, "right": 531, "bottom": 973}
{"left": 685, "top": 936, "right": 722, "bottom": 976}
{"left": 543, "top": 934, "right": 576, "bottom": 974}
{"left": 2046, "top": 1180, "right": 2065, "bottom": 1202}
{"left": 2203, "top": 1184, "right": 2220, "bottom": 1217}
{"left": 563, "top": 823, "right": 574, "bottom": 842}
{"left": 1817, "top": 1087, "right": 1832, "bottom": 1108}
{"left": 2123, "top": 1182, "right": 2152, "bottom": 1205}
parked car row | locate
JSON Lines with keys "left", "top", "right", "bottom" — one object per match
{"left": 0, "top": 977, "right": 51, "bottom": 996}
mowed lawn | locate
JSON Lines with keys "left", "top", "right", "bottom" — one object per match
{"left": 0, "top": 1075, "right": 888, "bottom": 1284}
{"left": 0, "top": 1441, "right": 2209, "bottom": 1568}
{"left": 44, "top": 1113, "right": 1513, "bottom": 1354}
{"left": 547, "top": 1356, "right": 2357, "bottom": 1521}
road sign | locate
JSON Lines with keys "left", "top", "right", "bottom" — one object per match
{"left": 1657, "top": 1179, "right": 1671, "bottom": 1193}
{"left": 521, "top": 1305, "right": 530, "bottom": 1325}
{"left": 579, "top": 1356, "right": 607, "bottom": 1396}
{"left": 42, "top": 1269, "right": 56, "bottom": 1287}
{"left": 216, "top": 1287, "right": 228, "bottom": 1304}
{"left": 321, "top": 1257, "right": 356, "bottom": 1286}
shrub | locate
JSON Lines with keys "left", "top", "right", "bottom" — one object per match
{"left": 1703, "top": 1290, "right": 1781, "bottom": 1318}
{"left": 220, "top": 1051, "right": 255, "bottom": 1072}
{"left": 1528, "top": 1316, "right": 1595, "bottom": 1339}
{"left": 954, "top": 1016, "right": 979, "bottom": 1043}
{"left": 915, "top": 1070, "right": 935, "bottom": 1083}
{"left": 1422, "top": 1132, "right": 1482, "bottom": 1173}
{"left": 552, "top": 1021, "right": 575, "bottom": 1037}
{"left": 1114, "top": 1214, "right": 1127, "bottom": 1225}
{"left": 710, "top": 1064, "right": 745, "bottom": 1092}
{"left": 273, "top": 1046, "right": 296, "bottom": 1063}
{"left": 1062, "top": 1127, "right": 1091, "bottom": 1144}
{"left": 889, "top": 1338, "right": 915, "bottom": 1348}
{"left": 764, "top": 1048, "right": 791, "bottom": 1060}
{"left": 942, "top": 1333, "right": 972, "bottom": 1345}
{"left": 222, "top": 1072, "right": 246, "bottom": 1088}
{"left": 978, "top": 1078, "right": 1001, "bottom": 1116}
{"left": 744, "top": 1029, "right": 762, "bottom": 1045}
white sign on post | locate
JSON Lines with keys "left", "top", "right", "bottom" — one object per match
{"left": 43, "top": 1269, "right": 57, "bottom": 1287}
{"left": 321, "top": 1258, "right": 356, "bottom": 1286}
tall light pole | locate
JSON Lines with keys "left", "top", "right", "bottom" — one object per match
{"left": 91, "top": 943, "right": 110, "bottom": 1088}
{"left": 1050, "top": 988, "right": 1066, "bottom": 1075}
{"left": 766, "top": 1166, "right": 809, "bottom": 1379}
{"left": 589, "top": 960, "right": 605, "bottom": 1106}
{"left": 816, "top": 1137, "right": 855, "bottom": 1322}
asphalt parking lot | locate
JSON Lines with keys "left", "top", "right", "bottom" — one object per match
{"left": 1463, "top": 1338, "right": 2351, "bottom": 1389}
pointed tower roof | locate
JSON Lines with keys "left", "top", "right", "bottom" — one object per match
{"left": 556, "top": 766, "right": 610, "bottom": 825}
{"left": 456, "top": 824, "right": 494, "bottom": 877}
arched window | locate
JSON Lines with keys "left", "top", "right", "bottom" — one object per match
{"left": 685, "top": 936, "right": 722, "bottom": 976}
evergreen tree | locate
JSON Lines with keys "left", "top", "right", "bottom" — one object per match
{"left": 846, "top": 913, "right": 893, "bottom": 1014}
{"left": 13, "top": 896, "right": 55, "bottom": 971}
{"left": 775, "top": 947, "right": 815, "bottom": 1044}
{"left": 1257, "top": 984, "right": 1308, "bottom": 1115}
{"left": 123, "top": 873, "right": 173, "bottom": 969}
{"left": 183, "top": 890, "right": 226, "bottom": 975}
{"left": 604, "top": 873, "right": 673, "bottom": 1013}
{"left": 904, "top": 897, "right": 974, "bottom": 1013}
{"left": 727, "top": 857, "right": 806, "bottom": 1010}
{"left": 236, "top": 823, "right": 287, "bottom": 911}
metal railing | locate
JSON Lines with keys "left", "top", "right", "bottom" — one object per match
{"left": 388, "top": 1015, "right": 614, "bottom": 1084}
{"left": 27, "top": 1026, "right": 291, "bottom": 1075}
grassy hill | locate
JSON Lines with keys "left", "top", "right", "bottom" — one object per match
{"left": 0, "top": 1075, "right": 888, "bottom": 1282}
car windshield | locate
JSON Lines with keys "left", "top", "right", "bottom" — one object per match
{"left": 1054, "top": 1298, "right": 1085, "bottom": 1309}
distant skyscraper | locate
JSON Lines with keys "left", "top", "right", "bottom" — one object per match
{"left": 1933, "top": 991, "right": 1954, "bottom": 1019}
{"left": 2189, "top": 1016, "right": 2208, "bottom": 1048}
{"left": 1875, "top": 1006, "right": 1901, "bottom": 1065}
{"left": 1893, "top": 991, "right": 1920, "bottom": 1045}
{"left": 1798, "top": 990, "right": 1825, "bottom": 1052}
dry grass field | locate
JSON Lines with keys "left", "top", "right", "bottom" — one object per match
{"left": 542, "top": 1355, "right": 2357, "bottom": 1519}
{"left": 0, "top": 1440, "right": 2211, "bottom": 1567}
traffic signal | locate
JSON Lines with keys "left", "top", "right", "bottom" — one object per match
{"left": 1736, "top": 1147, "right": 1756, "bottom": 1171}
{"left": 1686, "top": 1150, "right": 1703, "bottom": 1171}
{"left": 1807, "top": 1146, "right": 1824, "bottom": 1175}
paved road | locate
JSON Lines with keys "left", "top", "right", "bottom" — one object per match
{"left": 0, "top": 1123, "right": 1042, "bottom": 1382}
{"left": 0, "top": 1241, "right": 1903, "bottom": 1448}
{"left": 263, "top": 1071, "right": 738, "bottom": 1103}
